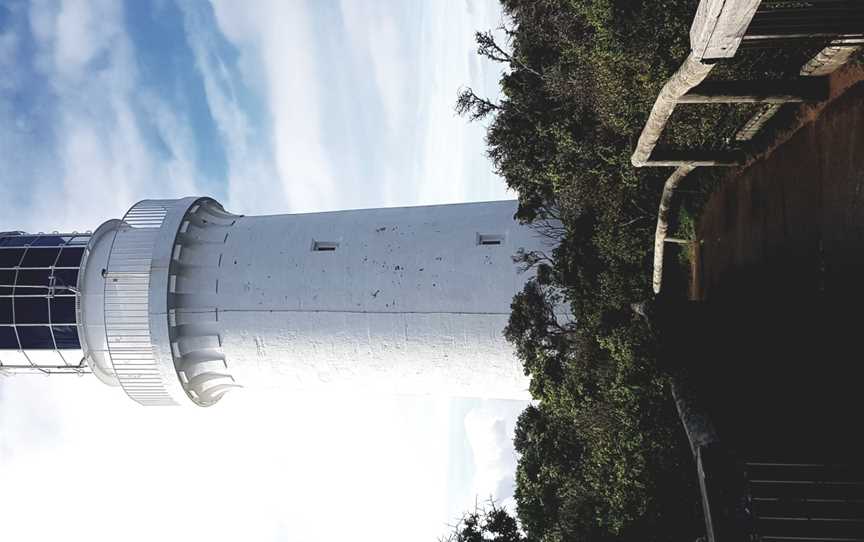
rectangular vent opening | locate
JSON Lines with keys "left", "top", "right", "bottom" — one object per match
{"left": 312, "top": 241, "right": 339, "bottom": 252}
{"left": 477, "top": 234, "right": 504, "bottom": 246}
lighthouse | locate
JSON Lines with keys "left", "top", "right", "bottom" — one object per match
{"left": 0, "top": 197, "right": 552, "bottom": 406}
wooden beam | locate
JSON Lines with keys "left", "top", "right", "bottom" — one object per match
{"left": 653, "top": 165, "right": 696, "bottom": 294}
{"left": 631, "top": 55, "right": 714, "bottom": 167}
{"left": 690, "top": 0, "right": 762, "bottom": 60}
{"left": 744, "top": 31, "right": 864, "bottom": 42}
{"left": 642, "top": 150, "right": 745, "bottom": 167}
{"left": 679, "top": 77, "right": 829, "bottom": 103}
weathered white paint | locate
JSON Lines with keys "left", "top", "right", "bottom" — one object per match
{"left": 168, "top": 199, "right": 548, "bottom": 403}
{"left": 690, "top": 0, "right": 761, "bottom": 61}
{"left": 74, "top": 198, "right": 555, "bottom": 405}
{"left": 78, "top": 219, "right": 121, "bottom": 386}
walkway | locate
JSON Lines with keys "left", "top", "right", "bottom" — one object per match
{"left": 694, "top": 67, "right": 864, "bottom": 303}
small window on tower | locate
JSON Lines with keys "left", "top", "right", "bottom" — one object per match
{"left": 477, "top": 234, "right": 504, "bottom": 246}
{"left": 312, "top": 241, "right": 339, "bottom": 252}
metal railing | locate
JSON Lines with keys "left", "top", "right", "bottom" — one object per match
{"left": 105, "top": 200, "right": 181, "bottom": 406}
{"left": 747, "top": 460, "right": 864, "bottom": 542}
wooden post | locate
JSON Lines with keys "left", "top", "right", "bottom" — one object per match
{"left": 691, "top": 0, "right": 762, "bottom": 61}
{"left": 653, "top": 165, "right": 696, "bottom": 294}
{"left": 679, "top": 77, "right": 829, "bottom": 103}
{"left": 642, "top": 150, "right": 745, "bottom": 167}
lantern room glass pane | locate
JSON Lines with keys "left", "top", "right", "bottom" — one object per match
{"left": 0, "top": 270, "right": 14, "bottom": 296}
{"left": 55, "top": 247, "right": 85, "bottom": 268}
{"left": 50, "top": 297, "right": 76, "bottom": 324}
{"left": 53, "top": 326, "right": 80, "bottom": 349}
{"left": 21, "top": 247, "right": 60, "bottom": 267}
{"left": 52, "top": 269, "right": 79, "bottom": 292}
{"left": 0, "top": 248, "right": 24, "bottom": 268}
{"left": 0, "top": 298, "right": 11, "bottom": 324}
{"left": 15, "top": 269, "right": 50, "bottom": 288}
{"left": 14, "top": 298, "right": 49, "bottom": 324}
{"left": 17, "top": 326, "right": 54, "bottom": 349}
{"left": 0, "top": 236, "right": 35, "bottom": 247}
{"left": 0, "top": 233, "right": 86, "bottom": 351}
{"left": 32, "top": 235, "right": 68, "bottom": 246}
{"left": 0, "top": 326, "right": 18, "bottom": 349}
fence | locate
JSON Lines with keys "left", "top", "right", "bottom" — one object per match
{"left": 631, "top": 0, "right": 863, "bottom": 294}
{"left": 747, "top": 460, "right": 864, "bottom": 542}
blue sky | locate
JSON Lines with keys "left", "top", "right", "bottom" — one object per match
{"left": 0, "top": 1, "right": 523, "bottom": 541}
{"left": 0, "top": 0, "right": 511, "bottom": 230}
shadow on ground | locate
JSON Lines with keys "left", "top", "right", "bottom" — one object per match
{"left": 672, "top": 79, "right": 864, "bottom": 459}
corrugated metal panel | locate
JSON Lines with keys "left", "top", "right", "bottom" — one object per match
{"left": 104, "top": 201, "right": 177, "bottom": 406}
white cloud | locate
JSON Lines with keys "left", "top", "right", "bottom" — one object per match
{"left": 202, "top": 0, "right": 510, "bottom": 216}
{"left": 199, "top": 0, "right": 334, "bottom": 215}
{"left": 0, "top": 376, "right": 456, "bottom": 542}
{"left": 338, "top": 1, "right": 407, "bottom": 134}
{"left": 463, "top": 401, "right": 525, "bottom": 513}
{"left": 0, "top": 29, "right": 19, "bottom": 90}
{"left": 413, "top": 1, "right": 510, "bottom": 205}
{"left": 52, "top": 0, "right": 117, "bottom": 79}
{"left": 0, "top": 0, "right": 201, "bottom": 233}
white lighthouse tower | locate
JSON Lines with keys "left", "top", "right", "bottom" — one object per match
{"left": 0, "top": 197, "right": 553, "bottom": 406}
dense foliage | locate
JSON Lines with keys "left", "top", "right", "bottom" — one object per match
{"left": 456, "top": 2, "right": 709, "bottom": 540}
{"left": 447, "top": 1, "right": 818, "bottom": 541}
{"left": 446, "top": 0, "right": 821, "bottom": 541}
{"left": 441, "top": 501, "right": 527, "bottom": 542}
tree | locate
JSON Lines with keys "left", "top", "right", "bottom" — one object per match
{"left": 505, "top": 279, "right": 572, "bottom": 397}
{"left": 451, "top": 0, "right": 806, "bottom": 539}
{"left": 440, "top": 501, "right": 526, "bottom": 542}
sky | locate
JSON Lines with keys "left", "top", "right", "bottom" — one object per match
{"left": 0, "top": 1, "right": 528, "bottom": 541}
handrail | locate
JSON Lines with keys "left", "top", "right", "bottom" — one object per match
{"left": 652, "top": 165, "right": 696, "bottom": 294}
{"left": 630, "top": 55, "right": 715, "bottom": 168}
{"left": 640, "top": 0, "right": 863, "bottom": 294}
{"left": 633, "top": 51, "right": 713, "bottom": 295}
{"left": 631, "top": 0, "right": 764, "bottom": 294}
